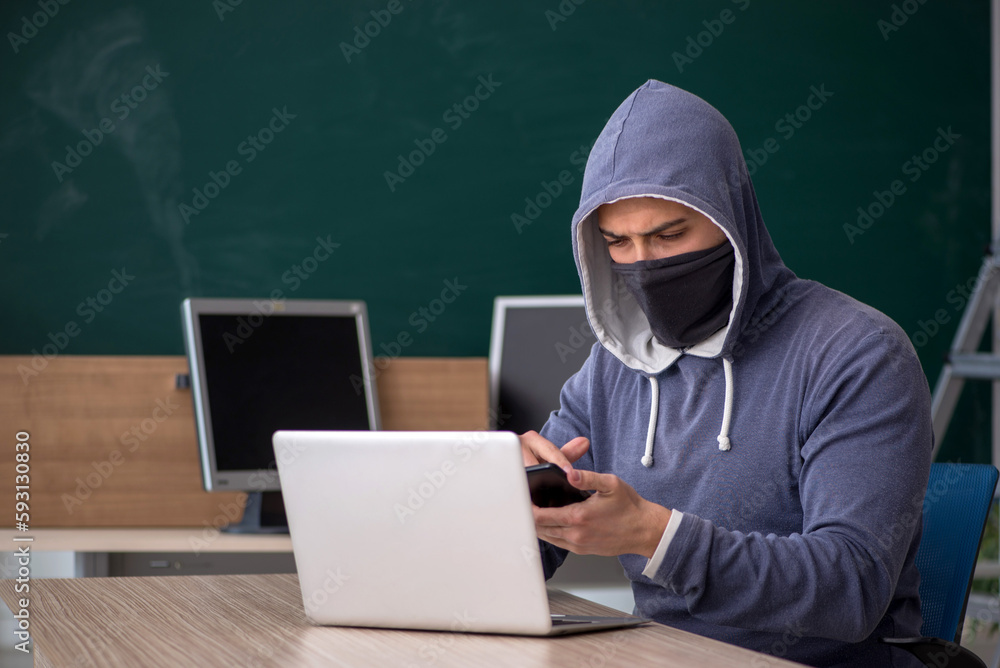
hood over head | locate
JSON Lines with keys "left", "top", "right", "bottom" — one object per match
{"left": 572, "top": 80, "right": 792, "bottom": 375}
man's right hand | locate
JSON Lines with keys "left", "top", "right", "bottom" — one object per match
{"left": 519, "top": 431, "right": 590, "bottom": 472}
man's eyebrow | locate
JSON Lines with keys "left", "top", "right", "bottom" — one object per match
{"left": 598, "top": 218, "right": 687, "bottom": 239}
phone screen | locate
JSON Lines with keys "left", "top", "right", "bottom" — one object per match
{"left": 525, "top": 463, "right": 592, "bottom": 507}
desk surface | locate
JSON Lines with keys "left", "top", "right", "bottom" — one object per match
{"left": 0, "top": 573, "right": 804, "bottom": 667}
{"left": 0, "top": 528, "right": 292, "bottom": 553}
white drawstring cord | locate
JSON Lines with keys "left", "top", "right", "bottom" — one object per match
{"left": 642, "top": 357, "right": 733, "bottom": 465}
{"left": 717, "top": 358, "right": 733, "bottom": 451}
{"left": 641, "top": 374, "right": 659, "bottom": 467}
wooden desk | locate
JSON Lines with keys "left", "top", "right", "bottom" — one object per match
{"left": 0, "top": 528, "right": 296, "bottom": 578}
{"left": 0, "top": 529, "right": 632, "bottom": 596}
{"left": 0, "top": 528, "right": 291, "bottom": 553}
{"left": 0, "top": 573, "right": 804, "bottom": 667}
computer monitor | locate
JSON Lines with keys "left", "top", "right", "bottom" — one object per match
{"left": 181, "top": 298, "right": 380, "bottom": 531}
{"left": 488, "top": 296, "right": 596, "bottom": 434}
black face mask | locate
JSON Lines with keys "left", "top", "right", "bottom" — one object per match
{"left": 610, "top": 241, "right": 735, "bottom": 349}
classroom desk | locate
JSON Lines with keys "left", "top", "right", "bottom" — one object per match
{"left": 0, "top": 529, "right": 637, "bottom": 600}
{"left": 0, "top": 528, "right": 296, "bottom": 578}
{"left": 0, "top": 573, "right": 805, "bottom": 667}
{"left": 0, "top": 528, "right": 292, "bottom": 553}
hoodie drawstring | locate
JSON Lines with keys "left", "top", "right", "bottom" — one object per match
{"left": 641, "top": 357, "right": 734, "bottom": 467}
{"left": 717, "top": 358, "right": 733, "bottom": 451}
{"left": 641, "top": 375, "right": 659, "bottom": 468}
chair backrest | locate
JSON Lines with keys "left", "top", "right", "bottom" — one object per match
{"left": 916, "top": 463, "right": 998, "bottom": 642}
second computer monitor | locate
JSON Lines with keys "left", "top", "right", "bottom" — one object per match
{"left": 488, "top": 296, "right": 596, "bottom": 434}
{"left": 181, "top": 298, "right": 381, "bottom": 493}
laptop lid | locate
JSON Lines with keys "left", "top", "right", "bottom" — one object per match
{"left": 272, "top": 430, "right": 555, "bottom": 635}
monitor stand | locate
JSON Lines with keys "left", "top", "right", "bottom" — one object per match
{"left": 223, "top": 491, "right": 289, "bottom": 534}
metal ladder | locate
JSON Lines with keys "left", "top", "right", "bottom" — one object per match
{"left": 930, "top": 252, "right": 1000, "bottom": 463}
{"left": 929, "top": 251, "right": 1000, "bottom": 666}
{"left": 930, "top": 257, "right": 1000, "bottom": 665}
{"left": 929, "top": 1, "right": 1000, "bottom": 663}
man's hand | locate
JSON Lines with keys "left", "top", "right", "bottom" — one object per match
{"left": 533, "top": 468, "right": 671, "bottom": 559}
{"left": 519, "top": 430, "right": 589, "bottom": 471}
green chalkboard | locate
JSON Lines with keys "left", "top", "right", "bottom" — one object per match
{"left": 0, "top": 1, "right": 991, "bottom": 459}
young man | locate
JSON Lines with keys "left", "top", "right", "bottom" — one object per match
{"left": 521, "top": 80, "right": 932, "bottom": 667}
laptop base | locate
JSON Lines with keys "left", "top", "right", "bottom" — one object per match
{"left": 546, "top": 615, "right": 650, "bottom": 636}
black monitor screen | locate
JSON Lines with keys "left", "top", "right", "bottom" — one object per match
{"left": 492, "top": 299, "right": 596, "bottom": 435}
{"left": 199, "top": 313, "right": 372, "bottom": 474}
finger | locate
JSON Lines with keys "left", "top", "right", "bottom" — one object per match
{"left": 521, "top": 447, "right": 539, "bottom": 467}
{"left": 560, "top": 437, "right": 590, "bottom": 464}
{"left": 537, "top": 530, "right": 574, "bottom": 553}
{"left": 519, "top": 430, "right": 572, "bottom": 470}
{"left": 566, "top": 468, "right": 616, "bottom": 494}
{"left": 533, "top": 505, "right": 574, "bottom": 528}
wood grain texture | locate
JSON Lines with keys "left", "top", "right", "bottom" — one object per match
{"left": 0, "top": 356, "right": 488, "bottom": 527}
{"left": 0, "top": 528, "right": 292, "bottom": 553}
{"left": 0, "top": 574, "right": 805, "bottom": 668}
{"left": 374, "top": 357, "right": 489, "bottom": 431}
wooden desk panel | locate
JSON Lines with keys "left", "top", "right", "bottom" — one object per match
{"left": 0, "top": 528, "right": 292, "bottom": 553}
{"left": 0, "top": 356, "right": 488, "bottom": 528}
{"left": 0, "top": 574, "right": 805, "bottom": 668}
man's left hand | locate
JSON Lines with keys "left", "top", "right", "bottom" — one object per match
{"left": 532, "top": 469, "right": 672, "bottom": 559}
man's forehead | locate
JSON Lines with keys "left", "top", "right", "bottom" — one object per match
{"left": 597, "top": 198, "right": 699, "bottom": 231}
{"left": 597, "top": 196, "right": 696, "bottom": 222}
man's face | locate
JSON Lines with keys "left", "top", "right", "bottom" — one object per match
{"left": 597, "top": 197, "right": 728, "bottom": 264}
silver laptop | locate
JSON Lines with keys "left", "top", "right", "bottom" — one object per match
{"left": 272, "top": 430, "right": 649, "bottom": 636}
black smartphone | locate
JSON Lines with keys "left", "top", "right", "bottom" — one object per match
{"left": 525, "top": 463, "right": 592, "bottom": 508}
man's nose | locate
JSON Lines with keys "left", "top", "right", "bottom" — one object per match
{"left": 633, "top": 241, "right": 655, "bottom": 262}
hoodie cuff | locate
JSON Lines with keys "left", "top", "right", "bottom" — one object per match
{"left": 641, "top": 510, "right": 684, "bottom": 579}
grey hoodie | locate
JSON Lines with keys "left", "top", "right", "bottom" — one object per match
{"left": 539, "top": 80, "right": 931, "bottom": 667}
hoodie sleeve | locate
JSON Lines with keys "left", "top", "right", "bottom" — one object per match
{"left": 536, "top": 345, "right": 598, "bottom": 580}
{"left": 643, "top": 329, "right": 932, "bottom": 643}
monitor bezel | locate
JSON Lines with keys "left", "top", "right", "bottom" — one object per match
{"left": 181, "top": 297, "right": 381, "bottom": 492}
{"left": 487, "top": 295, "right": 586, "bottom": 431}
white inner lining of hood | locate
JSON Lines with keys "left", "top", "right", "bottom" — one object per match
{"left": 576, "top": 194, "right": 745, "bottom": 374}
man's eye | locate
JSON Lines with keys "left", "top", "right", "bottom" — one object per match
{"left": 657, "top": 232, "right": 683, "bottom": 241}
{"left": 605, "top": 238, "right": 625, "bottom": 247}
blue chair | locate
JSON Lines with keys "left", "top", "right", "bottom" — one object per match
{"left": 882, "top": 463, "right": 998, "bottom": 668}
